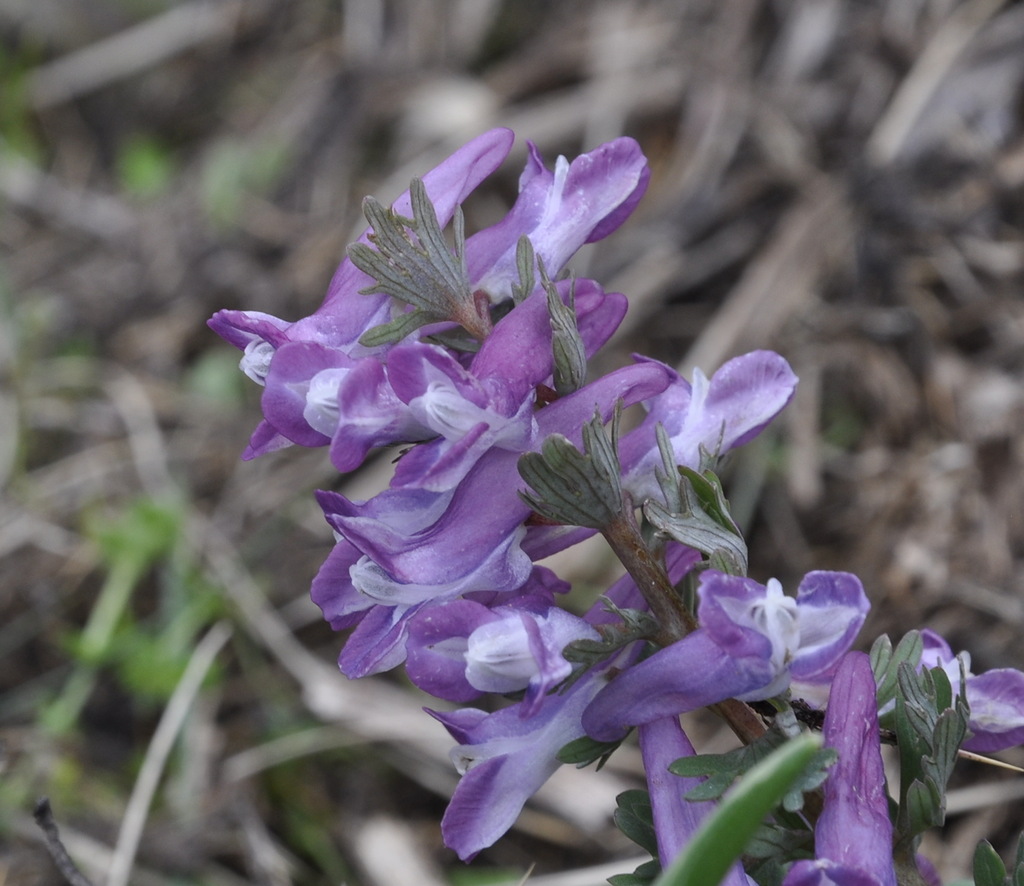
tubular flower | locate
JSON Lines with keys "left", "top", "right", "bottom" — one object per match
{"left": 582, "top": 570, "right": 868, "bottom": 742}
{"left": 783, "top": 652, "right": 897, "bottom": 886}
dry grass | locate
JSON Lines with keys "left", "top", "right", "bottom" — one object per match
{"left": 2, "top": 1, "right": 1024, "bottom": 883}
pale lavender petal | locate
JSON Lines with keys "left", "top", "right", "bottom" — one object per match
{"left": 430, "top": 668, "right": 606, "bottom": 861}
{"left": 242, "top": 420, "right": 293, "bottom": 460}
{"left": 621, "top": 351, "right": 797, "bottom": 500}
{"left": 466, "top": 138, "right": 649, "bottom": 302}
{"left": 791, "top": 572, "right": 870, "bottom": 682}
{"left": 962, "top": 669, "right": 1024, "bottom": 752}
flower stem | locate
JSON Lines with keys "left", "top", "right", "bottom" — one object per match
{"left": 602, "top": 510, "right": 767, "bottom": 746}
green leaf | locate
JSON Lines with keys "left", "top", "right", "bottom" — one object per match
{"left": 669, "top": 718, "right": 834, "bottom": 814}
{"left": 614, "top": 790, "right": 659, "bottom": 858}
{"left": 510, "top": 235, "right": 536, "bottom": 305}
{"left": 973, "top": 840, "right": 1007, "bottom": 886}
{"left": 545, "top": 274, "right": 586, "bottom": 395}
{"left": 653, "top": 733, "right": 822, "bottom": 886}
{"left": 518, "top": 411, "right": 624, "bottom": 528}
{"left": 351, "top": 178, "right": 489, "bottom": 345}
{"left": 892, "top": 660, "right": 970, "bottom": 848}
{"left": 118, "top": 135, "right": 175, "bottom": 199}
{"left": 873, "top": 631, "right": 923, "bottom": 717}
{"left": 557, "top": 734, "right": 622, "bottom": 769}
{"left": 608, "top": 858, "right": 661, "bottom": 885}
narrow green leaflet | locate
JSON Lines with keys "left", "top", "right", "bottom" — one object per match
{"left": 557, "top": 734, "right": 622, "bottom": 770}
{"left": 644, "top": 452, "right": 748, "bottom": 575}
{"left": 518, "top": 410, "right": 624, "bottom": 528}
{"left": 614, "top": 789, "right": 660, "bottom": 858}
{"left": 653, "top": 733, "right": 822, "bottom": 886}
{"left": 974, "top": 841, "right": 1008, "bottom": 886}
{"left": 892, "top": 661, "right": 969, "bottom": 850}
{"left": 350, "top": 178, "right": 490, "bottom": 346}
{"left": 669, "top": 722, "right": 835, "bottom": 813}
{"left": 871, "top": 630, "right": 924, "bottom": 718}
{"left": 545, "top": 275, "right": 587, "bottom": 395}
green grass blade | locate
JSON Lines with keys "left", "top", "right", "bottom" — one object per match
{"left": 653, "top": 732, "right": 822, "bottom": 886}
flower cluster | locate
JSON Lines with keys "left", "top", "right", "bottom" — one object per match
{"left": 210, "top": 130, "right": 1024, "bottom": 881}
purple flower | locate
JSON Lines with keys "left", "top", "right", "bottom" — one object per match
{"left": 429, "top": 666, "right": 608, "bottom": 861}
{"left": 406, "top": 595, "right": 599, "bottom": 714}
{"left": 209, "top": 128, "right": 515, "bottom": 359}
{"left": 314, "top": 359, "right": 674, "bottom": 619}
{"left": 466, "top": 137, "right": 650, "bottom": 303}
{"left": 638, "top": 717, "right": 751, "bottom": 886}
{"left": 919, "top": 629, "right": 1024, "bottom": 752}
{"left": 582, "top": 571, "right": 868, "bottom": 742}
{"left": 783, "top": 652, "right": 896, "bottom": 886}
{"left": 426, "top": 555, "right": 695, "bottom": 861}
{"left": 209, "top": 129, "right": 516, "bottom": 459}
{"left": 620, "top": 351, "right": 798, "bottom": 501}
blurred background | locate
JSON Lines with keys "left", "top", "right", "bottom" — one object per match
{"left": 2, "top": 1, "right": 1024, "bottom": 883}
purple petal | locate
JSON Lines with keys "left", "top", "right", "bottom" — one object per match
{"left": 582, "top": 630, "right": 775, "bottom": 742}
{"left": 621, "top": 351, "right": 797, "bottom": 499}
{"left": 466, "top": 138, "right": 649, "bottom": 302}
{"left": 962, "top": 669, "right": 1024, "bottom": 752}
{"left": 807, "top": 651, "right": 896, "bottom": 886}
{"left": 337, "top": 601, "right": 430, "bottom": 678}
{"left": 430, "top": 668, "right": 606, "bottom": 861}
{"left": 329, "top": 357, "right": 434, "bottom": 472}
{"left": 791, "top": 572, "right": 869, "bottom": 682}
{"left": 310, "top": 538, "right": 373, "bottom": 630}
{"left": 406, "top": 599, "right": 495, "bottom": 702}
{"left": 260, "top": 342, "right": 354, "bottom": 447}
{"left": 637, "top": 717, "right": 755, "bottom": 885}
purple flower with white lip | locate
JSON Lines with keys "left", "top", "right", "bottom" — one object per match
{"left": 388, "top": 279, "right": 628, "bottom": 491}
{"left": 429, "top": 665, "right": 609, "bottom": 861}
{"left": 209, "top": 129, "right": 516, "bottom": 458}
{"left": 209, "top": 128, "right": 516, "bottom": 361}
{"left": 619, "top": 351, "right": 798, "bottom": 501}
{"left": 783, "top": 652, "right": 896, "bottom": 886}
{"left": 427, "top": 549, "right": 698, "bottom": 861}
{"left": 582, "top": 570, "right": 868, "bottom": 742}
{"left": 466, "top": 137, "right": 650, "bottom": 303}
{"left": 918, "top": 629, "right": 1024, "bottom": 752}
{"left": 406, "top": 595, "right": 599, "bottom": 714}
{"left": 315, "top": 359, "right": 674, "bottom": 610}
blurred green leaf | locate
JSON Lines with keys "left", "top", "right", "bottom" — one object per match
{"left": 185, "top": 349, "right": 248, "bottom": 406}
{"left": 117, "top": 135, "right": 176, "bottom": 199}
{"left": 201, "top": 137, "right": 289, "bottom": 228}
{"left": 974, "top": 841, "right": 1008, "bottom": 886}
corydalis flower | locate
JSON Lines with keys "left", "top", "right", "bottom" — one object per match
{"left": 210, "top": 130, "right": 652, "bottom": 466}
{"left": 405, "top": 595, "right": 598, "bottom": 715}
{"left": 783, "top": 652, "right": 897, "bottom": 886}
{"left": 466, "top": 137, "right": 650, "bottom": 303}
{"left": 427, "top": 549, "right": 699, "bottom": 862}
{"left": 619, "top": 350, "right": 798, "bottom": 502}
{"left": 919, "top": 629, "right": 1024, "bottom": 752}
{"left": 582, "top": 570, "right": 868, "bottom": 742}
